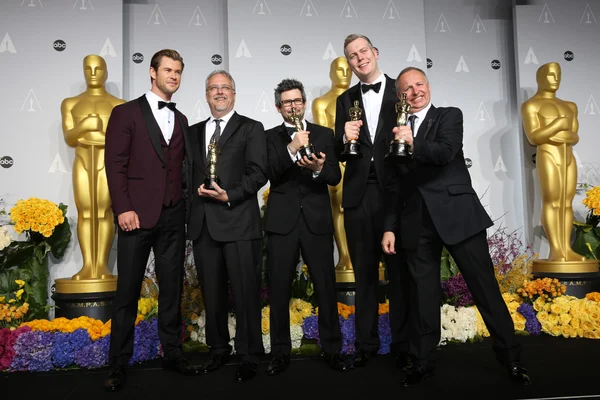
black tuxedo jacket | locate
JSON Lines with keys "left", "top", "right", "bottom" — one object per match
{"left": 384, "top": 106, "right": 493, "bottom": 248}
{"left": 105, "top": 95, "right": 192, "bottom": 229}
{"left": 264, "top": 122, "right": 341, "bottom": 235}
{"left": 187, "top": 112, "right": 268, "bottom": 242}
{"left": 334, "top": 74, "right": 400, "bottom": 208}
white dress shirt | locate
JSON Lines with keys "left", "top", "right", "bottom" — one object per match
{"left": 146, "top": 90, "right": 175, "bottom": 144}
{"left": 205, "top": 109, "right": 235, "bottom": 156}
{"left": 410, "top": 102, "right": 432, "bottom": 137}
{"left": 360, "top": 71, "right": 386, "bottom": 144}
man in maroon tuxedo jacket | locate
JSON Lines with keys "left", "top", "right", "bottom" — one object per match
{"left": 103, "top": 49, "right": 199, "bottom": 392}
{"left": 187, "top": 70, "right": 268, "bottom": 383}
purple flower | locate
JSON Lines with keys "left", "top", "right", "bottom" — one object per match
{"left": 302, "top": 315, "right": 319, "bottom": 340}
{"left": 11, "top": 330, "right": 54, "bottom": 372}
{"left": 377, "top": 313, "right": 391, "bottom": 355}
{"left": 339, "top": 315, "right": 355, "bottom": 355}
{"left": 75, "top": 336, "right": 109, "bottom": 369}
{"left": 52, "top": 332, "right": 74, "bottom": 368}
{"left": 130, "top": 319, "right": 160, "bottom": 365}
{"left": 517, "top": 303, "right": 541, "bottom": 336}
{"left": 441, "top": 274, "right": 474, "bottom": 307}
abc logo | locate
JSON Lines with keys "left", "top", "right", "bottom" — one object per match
{"left": 465, "top": 158, "right": 473, "bottom": 168}
{"left": 564, "top": 51, "right": 574, "bottom": 61}
{"left": 0, "top": 156, "right": 14, "bottom": 168}
{"left": 280, "top": 44, "right": 292, "bottom": 56}
{"left": 132, "top": 53, "right": 144, "bottom": 64}
{"left": 531, "top": 153, "right": 536, "bottom": 165}
{"left": 491, "top": 60, "right": 501, "bottom": 70}
{"left": 53, "top": 40, "right": 66, "bottom": 52}
{"left": 211, "top": 54, "right": 223, "bottom": 65}
{"left": 426, "top": 58, "right": 433, "bottom": 69}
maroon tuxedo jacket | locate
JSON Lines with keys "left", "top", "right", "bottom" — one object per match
{"left": 105, "top": 95, "right": 192, "bottom": 229}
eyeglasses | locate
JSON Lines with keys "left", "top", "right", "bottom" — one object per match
{"left": 281, "top": 98, "right": 304, "bottom": 107}
{"left": 207, "top": 85, "right": 234, "bottom": 93}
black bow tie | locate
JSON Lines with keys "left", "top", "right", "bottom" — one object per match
{"left": 158, "top": 101, "right": 176, "bottom": 111}
{"left": 285, "top": 127, "right": 296, "bottom": 136}
{"left": 361, "top": 82, "right": 381, "bottom": 94}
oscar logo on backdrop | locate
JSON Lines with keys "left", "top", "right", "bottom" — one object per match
{"left": 522, "top": 61, "right": 599, "bottom": 296}
{"left": 56, "top": 54, "right": 125, "bottom": 321}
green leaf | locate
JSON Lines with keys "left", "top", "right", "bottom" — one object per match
{"left": 0, "top": 242, "right": 35, "bottom": 271}
{"left": 47, "top": 205, "right": 71, "bottom": 259}
{"left": 572, "top": 225, "right": 600, "bottom": 259}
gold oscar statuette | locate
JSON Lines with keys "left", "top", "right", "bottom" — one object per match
{"left": 58, "top": 54, "right": 124, "bottom": 294}
{"left": 204, "top": 141, "right": 221, "bottom": 190}
{"left": 385, "top": 93, "right": 412, "bottom": 161}
{"left": 339, "top": 101, "right": 363, "bottom": 162}
{"left": 291, "top": 106, "right": 317, "bottom": 161}
{"left": 521, "top": 61, "right": 598, "bottom": 274}
{"left": 312, "top": 57, "right": 359, "bottom": 282}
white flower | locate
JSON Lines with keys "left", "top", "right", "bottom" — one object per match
{"left": 228, "top": 313, "right": 236, "bottom": 339}
{"left": 290, "top": 324, "right": 303, "bottom": 349}
{"left": 262, "top": 334, "right": 271, "bottom": 354}
{"left": 190, "top": 331, "right": 198, "bottom": 342}
{"left": 0, "top": 226, "right": 12, "bottom": 251}
{"left": 439, "top": 305, "right": 477, "bottom": 345}
{"left": 196, "top": 311, "right": 206, "bottom": 329}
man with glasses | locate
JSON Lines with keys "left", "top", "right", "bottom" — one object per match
{"left": 187, "top": 70, "right": 268, "bottom": 382}
{"left": 263, "top": 79, "right": 348, "bottom": 375}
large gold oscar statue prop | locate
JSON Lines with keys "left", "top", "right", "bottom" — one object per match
{"left": 55, "top": 55, "right": 124, "bottom": 320}
{"left": 312, "top": 57, "right": 386, "bottom": 285}
{"left": 522, "top": 62, "right": 598, "bottom": 281}
{"left": 312, "top": 57, "right": 355, "bottom": 283}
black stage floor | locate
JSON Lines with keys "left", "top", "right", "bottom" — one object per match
{"left": 2, "top": 334, "right": 598, "bottom": 400}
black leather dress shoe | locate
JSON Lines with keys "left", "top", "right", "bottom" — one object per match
{"left": 267, "top": 354, "right": 290, "bottom": 376}
{"left": 396, "top": 353, "right": 413, "bottom": 372}
{"left": 103, "top": 365, "right": 126, "bottom": 392}
{"left": 162, "top": 356, "right": 201, "bottom": 376}
{"left": 323, "top": 353, "right": 348, "bottom": 372}
{"left": 235, "top": 361, "right": 257, "bottom": 382}
{"left": 507, "top": 364, "right": 531, "bottom": 385}
{"left": 401, "top": 366, "right": 434, "bottom": 387}
{"left": 201, "top": 354, "right": 229, "bottom": 374}
{"left": 351, "top": 349, "right": 373, "bottom": 368}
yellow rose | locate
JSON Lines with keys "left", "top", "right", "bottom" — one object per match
{"left": 261, "top": 317, "right": 270, "bottom": 335}
{"left": 570, "top": 317, "right": 580, "bottom": 329}
{"left": 533, "top": 297, "right": 546, "bottom": 312}
{"left": 561, "top": 325, "right": 572, "bottom": 338}
{"left": 550, "top": 303, "right": 561, "bottom": 315}
{"left": 549, "top": 325, "right": 562, "bottom": 336}
{"left": 536, "top": 311, "right": 549, "bottom": 323}
{"left": 514, "top": 321, "right": 525, "bottom": 331}
{"left": 14, "top": 280, "right": 25, "bottom": 287}
{"left": 548, "top": 314, "right": 559, "bottom": 326}
{"left": 559, "top": 313, "right": 572, "bottom": 326}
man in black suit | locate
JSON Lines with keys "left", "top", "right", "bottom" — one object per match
{"left": 188, "top": 70, "right": 268, "bottom": 382}
{"left": 335, "top": 33, "right": 409, "bottom": 368}
{"left": 104, "top": 49, "right": 199, "bottom": 392}
{"left": 264, "top": 78, "right": 347, "bottom": 375}
{"left": 382, "top": 67, "right": 531, "bottom": 387}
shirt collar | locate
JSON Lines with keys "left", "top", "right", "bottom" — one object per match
{"left": 359, "top": 71, "right": 385, "bottom": 87}
{"left": 411, "top": 102, "right": 432, "bottom": 121}
{"left": 145, "top": 90, "right": 172, "bottom": 110}
{"left": 210, "top": 109, "right": 235, "bottom": 125}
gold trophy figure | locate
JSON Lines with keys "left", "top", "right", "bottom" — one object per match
{"left": 385, "top": 93, "right": 412, "bottom": 161}
{"left": 312, "top": 57, "right": 356, "bottom": 281}
{"left": 338, "top": 101, "right": 363, "bottom": 161}
{"left": 291, "top": 106, "right": 317, "bottom": 160}
{"left": 522, "top": 62, "right": 597, "bottom": 273}
{"left": 58, "top": 54, "right": 124, "bottom": 294}
{"left": 204, "top": 141, "right": 221, "bottom": 191}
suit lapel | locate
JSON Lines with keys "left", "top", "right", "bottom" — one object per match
{"left": 278, "top": 123, "right": 292, "bottom": 144}
{"left": 176, "top": 110, "right": 192, "bottom": 165}
{"left": 217, "top": 112, "right": 240, "bottom": 148}
{"left": 348, "top": 85, "right": 372, "bottom": 147}
{"left": 418, "top": 105, "right": 438, "bottom": 139}
{"left": 197, "top": 119, "right": 209, "bottom": 166}
{"left": 138, "top": 95, "right": 166, "bottom": 165}
{"left": 374, "top": 75, "right": 397, "bottom": 144}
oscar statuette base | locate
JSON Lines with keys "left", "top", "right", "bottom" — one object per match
{"left": 334, "top": 265, "right": 387, "bottom": 306}
{"left": 532, "top": 259, "right": 600, "bottom": 298}
{"left": 52, "top": 277, "right": 117, "bottom": 323}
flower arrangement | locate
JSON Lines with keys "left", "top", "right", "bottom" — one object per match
{"left": 0, "top": 198, "right": 71, "bottom": 320}
{"left": 441, "top": 274, "right": 474, "bottom": 307}
{"left": 582, "top": 185, "right": 600, "bottom": 227}
{"left": 0, "top": 280, "right": 30, "bottom": 328}
{"left": 517, "top": 277, "right": 566, "bottom": 304}
{"left": 534, "top": 295, "right": 600, "bottom": 339}
{"left": 439, "top": 304, "right": 477, "bottom": 345}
